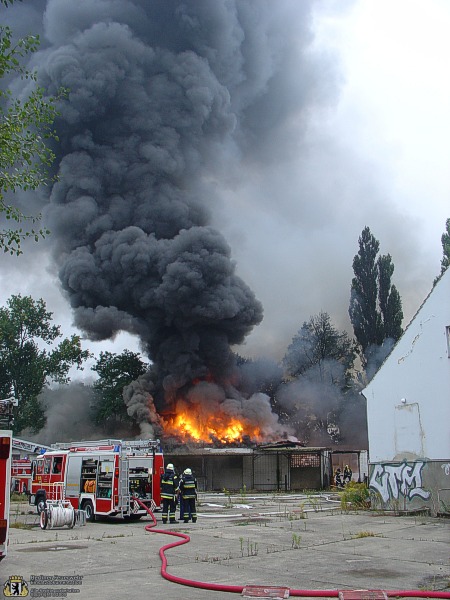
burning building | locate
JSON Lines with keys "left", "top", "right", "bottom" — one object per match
{"left": 6, "top": 1, "right": 347, "bottom": 447}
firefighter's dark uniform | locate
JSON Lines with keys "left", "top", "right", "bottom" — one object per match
{"left": 343, "top": 465, "right": 352, "bottom": 484}
{"left": 179, "top": 469, "right": 197, "bottom": 523}
{"left": 160, "top": 466, "right": 179, "bottom": 524}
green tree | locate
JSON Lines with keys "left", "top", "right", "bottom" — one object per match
{"left": 278, "top": 313, "right": 360, "bottom": 446}
{"left": 377, "top": 253, "right": 403, "bottom": 341}
{"left": 0, "top": 0, "right": 63, "bottom": 255}
{"left": 349, "top": 227, "right": 403, "bottom": 364}
{"left": 92, "top": 350, "right": 148, "bottom": 428}
{"left": 439, "top": 218, "right": 450, "bottom": 275}
{"left": 0, "top": 294, "right": 91, "bottom": 433}
{"left": 282, "top": 311, "right": 355, "bottom": 388}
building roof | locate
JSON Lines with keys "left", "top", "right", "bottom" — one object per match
{"left": 165, "top": 441, "right": 332, "bottom": 456}
{"left": 363, "top": 267, "right": 450, "bottom": 392}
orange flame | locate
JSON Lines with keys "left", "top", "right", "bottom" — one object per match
{"left": 164, "top": 408, "right": 262, "bottom": 444}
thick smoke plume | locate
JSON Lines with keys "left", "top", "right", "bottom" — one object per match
{"left": 6, "top": 1, "right": 344, "bottom": 442}
{"left": 22, "top": 384, "right": 103, "bottom": 446}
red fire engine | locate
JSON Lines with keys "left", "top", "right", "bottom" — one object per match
{"left": 11, "top": 459, "right": 31, "bottom": 494}
{"left": 10, "top": 438, "right": 52, "bottom": 494}
{"left": 29, "top": 439, "right": 164, "bottom": 521}
{"left": 0, "top": 431, "right": 12, "bottom": 561}
{"left": 10, "top": 437, "right": 53, "bottom": 495}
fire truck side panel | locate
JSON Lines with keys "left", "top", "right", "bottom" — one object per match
{"left": 30, "top": 442, "right": 163, "bottom": 519}
{"left": 153, "top": 452, "right": 164, "bottom": 507}
{"left": 128, "top": 453, "right": 164, "bottom": 508}
{"left": 0, "top": 431, "right": 12, "bottom": 561}
{"left": 66, "top": 455, "right": 83, "bottom": 505}
{"left": 79, "top": 454, "right": 115, "bottom": 517}
{"left": 128, "top": 457, "right": 152, "bottom": 493}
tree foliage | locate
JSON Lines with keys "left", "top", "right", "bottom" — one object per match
{"left": 349, "top": 227, "right": 403, "bottom": 363}
{"left": 376, "top": 253, "right": 403, "bottom": 341}
{"left": 439, "top": 218, "right": 450, "bottom": 275}
{"left": 0, "top": 294, "right": 91, "bottom": 433}
{"left": 91, "top": 350, "right": 148, "bottom": 427}
{"left": 278, "top": 313, "right": 362, "bottom": 447}
{"left": 0, "top": 1, "right": 64, "bottom": 255}
{"left": 282, "top": 311, "right": 355, "bottom": 388}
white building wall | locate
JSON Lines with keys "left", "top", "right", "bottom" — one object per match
{"left": 364, "top": 270, "right": 450, "bottom": 463}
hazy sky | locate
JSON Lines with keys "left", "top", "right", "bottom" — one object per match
{"left": 1, "top": 0, "right": 448, "bottom": 377}
{"left": 216, "top": 0, "right": 449, "bottom": 357}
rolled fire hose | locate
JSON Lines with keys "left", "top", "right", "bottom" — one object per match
{"left": 40, "top": 504, "right": 75, "bottom": 529}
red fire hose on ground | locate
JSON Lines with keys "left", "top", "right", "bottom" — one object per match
{"left": 134, "top": 498, "right": 450, "bottom": 599}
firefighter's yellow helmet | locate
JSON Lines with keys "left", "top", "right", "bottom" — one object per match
{"left": 166, "top": 463, "right": 174, "bottom": 471}
{"left": 184, "top": 468, "right": 192, "bottom": 475}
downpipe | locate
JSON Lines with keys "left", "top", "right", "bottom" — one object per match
{"left": 133, "top": 497, "right": 450, "bottom": 599}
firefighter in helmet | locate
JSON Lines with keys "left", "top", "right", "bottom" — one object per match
{"left": 334, "top": 467, "right": 343, "bottom": 488}
{"left": 343, "top": 464, "right": 352, "bottom": 485}
{"left": 178, "top": 468, "right": 197, "bottom": 523}
{"left": 160, "top": 463, "right": 179, "bottom": 524}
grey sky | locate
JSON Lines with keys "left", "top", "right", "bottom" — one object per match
{"left": 0, "top": 0, "right": 447, "bottom": 375}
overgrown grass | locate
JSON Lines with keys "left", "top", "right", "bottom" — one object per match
{"left": 10, "top": 522, "right": 34, "bottom": 530}
{"left": 353, "top": 530, "right": 376, "bottom": 538}
{"left": 10, "top": 492, "right": 27, "bottom": 502}
{"left": 340, "top": 482, "right": 370, "bottom": 511}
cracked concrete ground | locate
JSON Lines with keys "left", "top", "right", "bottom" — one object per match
{"left": 2, "top": 492, "right": 449, "bottom": 599}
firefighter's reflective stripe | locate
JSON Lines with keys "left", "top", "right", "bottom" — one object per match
{"left": 160, "top": 473, "right": 177, "bottom": 499}
{"left": 179, "top": 474, "right": 197, "bottom": 499}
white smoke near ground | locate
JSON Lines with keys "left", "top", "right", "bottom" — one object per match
{"left": 22, "top": 384, "right": 103, "bottom": 446}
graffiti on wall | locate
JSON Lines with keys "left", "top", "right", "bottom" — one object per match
{"left": 369, "top": 461, "right": 430, "bottom": 503}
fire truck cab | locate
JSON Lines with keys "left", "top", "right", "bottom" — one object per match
{"left": 0, "top": 431, "right": 12, "bottom": 561}
{"left": 29, "top": 439, "right": 164, "bottom": 521}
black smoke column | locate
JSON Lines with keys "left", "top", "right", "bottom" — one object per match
{"left": 8, "top": 1, "right": 327, "bottom": 435}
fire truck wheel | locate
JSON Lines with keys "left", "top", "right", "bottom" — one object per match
{"left": 82, "top": 500, "right": 95, "bottom": 522}
{"left": 128, "top": 514, "right": 143, "bottom": 520}
{"left": 40, "top": 510, "right": 48, "bottom": 530}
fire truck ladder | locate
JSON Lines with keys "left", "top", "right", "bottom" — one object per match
{"left": 119, "top": 453, "right": 130, "bottom": 517}
{"left": 12, "top": 437, "right": 53, "bottom": 454}
{"left": 51, "top": 439, "right": 160, "bottom": 453}
{"left": 51, "top": 440, "right": 123, "bottom": 450}
{"left": 120, "top": 439, "right": 160, "bottom": 455}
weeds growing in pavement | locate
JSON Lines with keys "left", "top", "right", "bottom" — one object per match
{"left": 353, "top": 530, "right": 376, "bottom": 538}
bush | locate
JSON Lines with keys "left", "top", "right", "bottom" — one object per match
{"left": 340, "top": 482, "right": 370, "bottom": 510}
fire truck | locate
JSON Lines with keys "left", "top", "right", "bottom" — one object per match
{"left": 11, "top": 459, "right": 32, "bottom": 494}
{"left": 10, "top": 437, "right": 53, "bottom": 494}
{"left": 0, "top": 431, "right": 12, "bottom": 561}
{"left": 29, "top": 439, "right": 164, "bottom": 521}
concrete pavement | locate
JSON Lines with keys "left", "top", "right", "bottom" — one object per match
{"left": 1, "top": 492, "right": 449, "bottom": 599}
